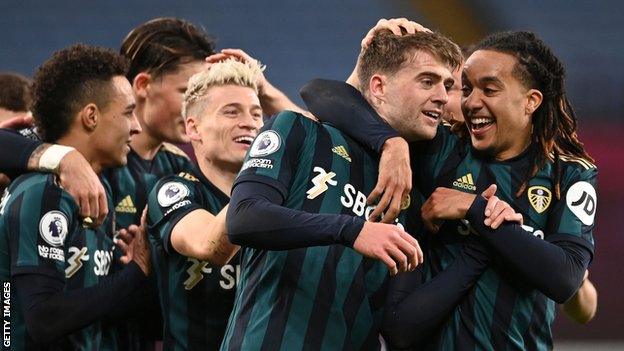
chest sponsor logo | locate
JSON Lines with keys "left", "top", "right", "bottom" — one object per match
{"left": 249, "top": 130, "right": 281, "bottom": 157}
{"left": 0, "top": 189, "right": 10, "bottom": 215}
{"left": 157, "top": 181, "right": 189, "bottom": 207}
{"left": 452, "top": 173, "right": 476, "bottom": 191}
{"left": 184, "top": 258, "right": 240, "bottom": 290}
{"left": 528, "top": 186, "right": 552, "bottom": 213}
{"left": 566, "top": 181, "right": 597, "bottom": 225}
{"left": 331, "top": 145, "right": 352, "bottom": 162}
{"left": 39, "top": 211, "right": 68, "bottom": 247}
{"left": 115, "top": 195, "right": 137, "bottom": 214}
{"left": 306, "top": 167, "right": 338, "bottom": 199}
{"left": 65, "top": 247, "right": 113, "bottom": 278}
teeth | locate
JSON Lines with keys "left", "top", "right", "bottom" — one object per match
{"left": 471, "top": 118, "right": 494, "bottom": 125}
{"left": 423, "top": 111, "right": 440, "bottom": 118}
{"left": 235, "top": 136, "right": 254, "bottom": 143}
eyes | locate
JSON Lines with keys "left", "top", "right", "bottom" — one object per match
{"left": 222, "top": 107, "right": 262, "bottom": 119}
{"left": 461, "top": 85, "right": 498, "bottom": 97}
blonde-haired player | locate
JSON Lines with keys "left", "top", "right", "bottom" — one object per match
{"left": 146, "top": 58, "right": 263, "bottom": 350}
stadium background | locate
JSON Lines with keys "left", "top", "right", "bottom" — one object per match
{"left": 2, "top": 0, "right": 622, "bottom": 348}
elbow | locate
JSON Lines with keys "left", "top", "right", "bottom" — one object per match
{"left": 549, "top": 279, "right": 581, "bottom": 304}
{"left": 226, "top": 202, "right": 250, "bottom": 246}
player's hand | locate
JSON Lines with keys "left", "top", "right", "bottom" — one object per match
{"left": 361, "top": 18, "right": 431, "bottom": 49}
{"left": 367, "top": 137, "right": 411, "bottom": 223}
{"left": 119, "top": 208, "right": 151, "bottom": 275}
{"left": 206, "top": 48, "right": 267, "bottom": 92}
{"left": 353, "top": 221, "right": 423, "bottom": 275}
{"left": 0, "top": 173, "right": 10, "bottom": 190}
{"left": 481, "top": 184, "right": 524, "bottom": 229}
{"left": 421, "top": 187, "right": 477, "bottom": 233}
{"left": 0, "top": 113, "right": 33, "bottom": 129}
{"left": 58, "top": 150, "right": 108, "bottom": 227}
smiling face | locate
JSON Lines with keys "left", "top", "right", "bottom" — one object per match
{"left": 379, "top": 50, "right": 455, "bottom": 141}
{"left": 462, "top": 50, "right": 537, "bottom": 160}
{"left": 138, "top": 60, "right": 207, "bottom": 144}
{"left": 186, "top": 84, "right": 263, "bottom": 169}
{"left": 91, "top": 76, "right": 141, "bottom": 167}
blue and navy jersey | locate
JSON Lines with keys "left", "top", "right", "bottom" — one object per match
{"left": 147, "top": 166, "right": 236, "bottom": 350}
{"left": 410, "top": 125, "right": 597, "bottom": 350}
{"left": 0, "top": 173, "right": 116, "bottom": 350}
{"left": 222, "top": 112, "right": 407, "bottom": 351}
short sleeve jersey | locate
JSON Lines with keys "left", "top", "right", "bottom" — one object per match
{"left": 0, "top": 173, "right": 116, "bottom": 350}
{"left": 410, "top": 125, "right": 597, "bottom": 350}
{"left": 221, "top": 112, "right": 408, "bottom": 351}
{"left": 147, "top": 167, "right": 236, "bottom": 350}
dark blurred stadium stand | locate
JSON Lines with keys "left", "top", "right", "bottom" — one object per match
{"left": 1, "top": 0, "right": 622, "bottom": 345}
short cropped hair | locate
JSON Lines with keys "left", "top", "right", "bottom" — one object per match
{"left": 357, "top": 31, "right": 463, "bottom": 93}
{"left": 121, "top": 17, "right": 216, "bottom": 81}
{"left": 32, "top": 44, "right": 128, "bottom": 142}
{"left": 182, "top": 58, "right": 263, "bottom": 118}
{"left": 0, "top": 73, "right": 31, "bottom": 112}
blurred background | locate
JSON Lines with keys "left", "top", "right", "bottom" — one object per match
{"left": 2, "top": 0, "right": 622, "bottom": 348}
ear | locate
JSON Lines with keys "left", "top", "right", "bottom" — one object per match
{"left": 185, "top": 115, "right": 202, "bottom": 142}
{"left": 525, "top": 89, "right": 543, "bottom": 115}
{"left": 132, "top": 72, "right": 151, "bottom": 99}
{"left": 79, "top": 103, "right": 99, "bottom": 132}
{"left": 368, "top": 74, "right": 387, "bottom": 106}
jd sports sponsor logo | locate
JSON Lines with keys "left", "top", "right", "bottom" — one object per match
{"left": 566, "top": 181, "right": 597, "bottom": 225}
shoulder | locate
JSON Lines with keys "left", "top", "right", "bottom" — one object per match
{"left": 557, "top": 154, "right": 598, "bottom": 184}
{"left": 160, "top": 142, "right": 190, "bottom": 160}
{"left": 150, "top": 174, "right": 198, "bottom": 207}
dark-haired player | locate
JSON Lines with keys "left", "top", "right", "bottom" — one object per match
{"left": 146, "top": 58, "right": 262, "bottom": 350}
{"left": 305, "top": 27, "right": 597, "bottom": 349}
{"left": 0, "top": 44, "right": 149, "bottom": 350}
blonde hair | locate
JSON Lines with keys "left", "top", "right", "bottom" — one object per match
{"left": 182, "top": 58, "right": 264, "bottom": 118}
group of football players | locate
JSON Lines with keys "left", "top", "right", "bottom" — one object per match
{"left": 0, "top": 16, "right": 597, "bottom": 351}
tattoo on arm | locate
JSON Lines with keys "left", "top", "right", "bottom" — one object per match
{"left": 27, "top": 144, "right": 51, "bottom": 171}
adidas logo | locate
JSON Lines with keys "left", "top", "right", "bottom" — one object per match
{"left": 332, "top": 146, "right": 351, "bottom": 162}
{"left": 115, "top": 195, "right": 137, "bottom": 214}
{"left": 452, "top": 173, "right": 476, "bottom": 191}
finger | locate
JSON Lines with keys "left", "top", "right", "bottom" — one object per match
{"left": 96, "top": 185, "right": 108, "bottom": 227}
{"left": 370, "top": 189, "right": 392, "bottom": 222}
{"left": 398, "top": 231, "right": 419, "bottom": 269}
{"left": 503, "top": 213, "right": 524, "bottom": 226}
{"left": 379, "top": 253, "right": 398, "bottom": 276}
{"left": 491, "top": 208, "right": 515, "bottom": 229}
{"left": 381, "top": 190, "right": 402, "bottom": 223}
{"left": 484, "top": 196, "right": 499, "bottom": 217}
{"left": 387, "top": 246, "right": 409, "bottom": 274}
{"left": 392, "top": 234, "right": 417, "bottom": 270}
{"left": 221, "top": 48, "right": 252, "bottom": 60}
{"left": 205, "top": 53, "right": 230, "bottom": 63}
{"left": 481, "top": 184, "right": 497, "bottom": 200}
{"left": 489, "top": 201, "right": 507, "bottom": 222}
{"left": 367, "top": 182, "right": 385, "bottom": 205}
{"left": 78, "top": 193, "right": 92, "bottom": 224}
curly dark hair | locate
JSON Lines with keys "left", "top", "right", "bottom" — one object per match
{"left": 120, "top": 17, "right": 215, "bottom": 82}
{"left": 0, "top": 73, "right": 32, "bottom": 112}
{"left": 470, "top": 31, "right": 594, "bottom": 199}
{"left": 31, "top": 44, "right": 128, "bottom": 142}
{"left": 357, "top": 31, "right": 463, "bottom": 94}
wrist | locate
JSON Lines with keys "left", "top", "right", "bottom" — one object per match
{"left": 381, "top": 137, "right": 408, "bottom": 152}
{"left": 40, "top": 145, "right": 75, "bottom": 174}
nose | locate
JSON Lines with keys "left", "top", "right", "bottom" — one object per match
{"left": 462, "top": 89, "right": 483, "bottom": 115}
{"left": 130, "top": 112, "right": 142, "bottom": 136}
{"left": 238, "top": 111, "right": 262, "bottom": 132}
{"left": 431, "top": 83, "right": 449, "bottom": 106}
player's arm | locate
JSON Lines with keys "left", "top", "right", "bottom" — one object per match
{"left": 0, "top": 128, "right": 108, "bottom": 226}
{"left": 463, "top": 183, "right": 595, "bottom": 303}
{"left": 226, "top": 112, "right": 421, "bottom": 275}
{"left": 169, "top": 207, "right": 237, "bottom": 265}
{"left": 382, "top": 237, "right": 490, "bottom": 349}
{"left": 206, "top": 48, "right": 306, "bottom": 116}
{"left": 562, "top": 271, "right": 597, "bottom": 323}
{"left": 147, "top": 177, "right": 237, "bottom": 265}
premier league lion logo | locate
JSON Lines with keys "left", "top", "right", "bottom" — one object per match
{"left": 249, "top": 130, "right": 281, "bottom": 157}
{"left": 39, "top": 211, "right": 68, "bottom": 246}
{"left": 158, "top": 181, "right": 189, "bottom": 207}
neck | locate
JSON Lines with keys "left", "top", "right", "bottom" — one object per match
{"left": 56, "top": 132, "right": 103, "bottom": 174}
{"left": 195, "top": 151, "right": 238, "bottom": 197}
{"left": 130, "top": 131, "right": 162, "bottom": 160}
{"left": 494, "top": 136, "right": 532, "bottom": 161}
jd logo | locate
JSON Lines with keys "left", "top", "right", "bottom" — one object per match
{"left": 566, "top": 181, "right": 597, "bottom": 225}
